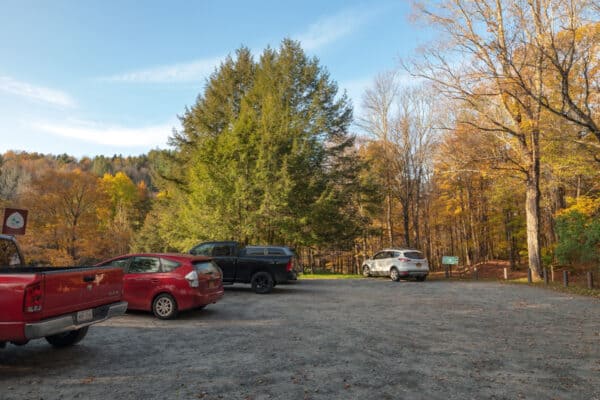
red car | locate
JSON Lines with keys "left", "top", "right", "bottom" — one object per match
{"left": 96, "top": 253, "right": 224, "bottom": 319}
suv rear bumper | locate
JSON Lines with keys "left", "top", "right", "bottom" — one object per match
{"left": 398, "top": 270, "right": 429, "bottom": 278}
{"left": 24, "top": 301, "right": 128, "bottom": 340}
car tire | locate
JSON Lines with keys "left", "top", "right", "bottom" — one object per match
{"left": 251, "top": 271, "right": 274, "bottom": 294}
{"left": 416, "top": 275, "right": 427, "bottom": 282}
{"left": 390, "top": 268, "right": 400, "bottom": 282}
{"left": 152, "top": 293, "right": 178, "bottom": 319}
{"left": 45, "top": 326, "right": 89, "bottom": 348}
{"left": 362, "top": 265, "right": 371, "bottom": 277}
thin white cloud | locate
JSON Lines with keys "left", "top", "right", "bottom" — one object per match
{"left": 101, "top": 6, "right": 382, "bottom": 84}
{"left": 101, "top": 56, "right": 223, "bottom": 83}
{"left": 340, "top": 77, "right": 373, "bottom": 103}
{"left": 0, "top": 76, "right": 75, "bottom": 108}
{"left": 295, "top": 6, "right": 381, "bottom": 51}
{"left": 30, "top": 119, "right": 175, "bottom": 147}
{"left": 342, "top": 72, "right": 419, "bottom": 102}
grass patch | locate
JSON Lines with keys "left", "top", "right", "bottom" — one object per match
{"left": 300, "top": 273, "right": 362, "bottom": 280}
{"left": 430, "top": 271, "right": 600, "bottom": 299}
{"left": 507, "top": 279, "right": 600, "bottom": 299}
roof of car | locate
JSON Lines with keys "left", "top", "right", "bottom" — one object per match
{"left": 96, "top": 253, "right": 212, "bottom": 265}
{"left": 379, "top": 248, "right": 422, "bottom": 252}
{"left": 246, "top": 245, "right": 287, "bottom": 249}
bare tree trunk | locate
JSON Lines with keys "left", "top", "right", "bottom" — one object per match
{"left": 525, "top": 171, "right": 542, "bottom": 279}
{"left": 386, "top": 190, "right": 394, "bottom": 247}
{"left": 402, "top": 204, "right": 410, "bottom": 247}
{"left": 414, "top": 170, "right": 422, "bottom": 249}
{"left": 461, "top": 215, "right": 471, "bottom": 267}
{"left": 467, "top": 185, "right": 480, "bottom": 264}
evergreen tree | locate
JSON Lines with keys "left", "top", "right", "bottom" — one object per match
{"left": 139, "top": 40, "right": 357, "bottom": 250}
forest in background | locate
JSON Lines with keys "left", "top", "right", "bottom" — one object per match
{"left": 0, "top": 1, "right": 598, "bottom": 276}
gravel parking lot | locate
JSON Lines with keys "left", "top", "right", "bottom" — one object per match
{"left": 1, "top": 279, "right": 599, "bottom": 400}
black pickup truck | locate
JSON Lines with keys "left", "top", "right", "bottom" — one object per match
{"left": 188, "top": 241, "right": 296, "bottom": 294}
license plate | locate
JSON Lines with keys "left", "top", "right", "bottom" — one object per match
{"left": 77, "top": 309, "right": 93, "bottom": 323}
{"left": 416, "top": 263, "right": 422, "bottom": 267}
{"left": 208, "top": 281, "right": 216, "bottom": 288}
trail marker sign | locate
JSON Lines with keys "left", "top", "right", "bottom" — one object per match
{"left": 2, "top": 208, "right": 28, "bottom": 235}
{"left": 442, "top": 256, "right": 459, "bottom": 265}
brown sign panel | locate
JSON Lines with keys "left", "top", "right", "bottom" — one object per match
{"left": 2, "top": 208, "right": 28, "bottom": 235}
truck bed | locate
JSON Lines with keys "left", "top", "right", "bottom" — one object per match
{"left": 0, "top": 265, "right": 125, "bottom": 343}
{"left": 0, "top": 266, "right": 103, "bottom": 273}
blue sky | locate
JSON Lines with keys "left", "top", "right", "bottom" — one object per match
{"left": 0, "top": 0, "right": 431, "bottom": 158}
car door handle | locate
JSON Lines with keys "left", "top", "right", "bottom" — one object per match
{"left": 150, "top": 279, "right": 159, "bottom": 284}
{"left": 83, "top": 275, "right": 95, "bottom": 282}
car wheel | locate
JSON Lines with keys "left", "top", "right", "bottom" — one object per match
{"left": 152, "top": 293, "right": 178, "bottom": 319}
{"left": 390, "top": 268, "right": 400, "bottom": 282}
{"left": 251, "top": 271, "right": 274, "bottom": 294}
{"left": 416, "top": 275, "right": 427, "bottom": 282}
{"left": 45, "top": 326, "right": 89, "bottom": 348}
{"left": 362, "top": 265, "right": 371, "bottom": 277}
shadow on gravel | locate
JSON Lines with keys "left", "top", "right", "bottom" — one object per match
{"left": 0, "top": 343, "right": 96, "bottom": 377}
{"left": 223, "top": 283, "right": 321, "bottom": 296}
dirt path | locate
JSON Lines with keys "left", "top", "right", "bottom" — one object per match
{"left": 1, "top": 279, "right": 599, "bottom": 399}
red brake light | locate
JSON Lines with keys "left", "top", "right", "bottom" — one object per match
{"left": 286, "top": 260, "right": 293, "bottom": 272}
{"left": 398, "top": 258, "right": 410, "bottom": 262}
{"left": 24, "top": 282, "right": 43, "bottom": 313}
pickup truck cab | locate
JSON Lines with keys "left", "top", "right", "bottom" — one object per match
{"left": 189, "top": 241, "right": 295, "bottom": 294}
{"left": 0, "top": 234, "right": 127, "bottom": 348}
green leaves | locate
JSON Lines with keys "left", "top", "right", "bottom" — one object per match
{"left": 142, "top": 40, "right": 357, "bottom": 250}
{"left": 555, "top": 197, "right": 600, "bottom": 265}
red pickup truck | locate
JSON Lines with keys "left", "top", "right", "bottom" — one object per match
{"left": 0, "top": 234, "right": 127, "bottom": 348}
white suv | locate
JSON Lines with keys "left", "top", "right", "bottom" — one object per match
{"left": 362, "top": 249, "right": 429, "bottom": 282}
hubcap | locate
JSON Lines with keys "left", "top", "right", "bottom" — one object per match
{"left": 391, "top": 270, "right": 398, "bottom": 280}
{"left": 156, "top": 298, "right": 173, "bottom": 316}
{"left": 363, "top": 267, "right": 369, "bottom": 276}
{"left": 257, "top": 276, "right": 267, "bottom": 288}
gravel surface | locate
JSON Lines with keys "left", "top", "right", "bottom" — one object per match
{"left": 1, "top": 279, "right": 599, "bottom": 400}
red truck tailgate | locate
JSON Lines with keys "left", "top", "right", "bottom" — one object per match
{"left": 40, "top": 266, "right": 123, "bottom": 320}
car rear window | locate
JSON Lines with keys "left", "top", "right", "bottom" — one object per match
{"left": 194, "top": 261, "right": 221, "bottom": 275}
{"left": 403, "top": 251, "right": 424, "bottom": 260}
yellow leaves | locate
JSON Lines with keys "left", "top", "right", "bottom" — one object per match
{"left": 572, "top": 21, "right": 600, "bottom": 43}
{"left": 101, "top": 172, "right": 138, "bottom": 206}
{"left": 518, "top": 118, "right": 535, "bottom": 133}
{"left": 557, "top": 196, "right": 600, "bottom": 218}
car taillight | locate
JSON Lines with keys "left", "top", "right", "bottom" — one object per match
{"left": 185, "top": 270, "right": 199, "bottom": 288}
{"left": 398, "top": 258, "right": 410, "bottom": 262}
{"left": 286, "top": 259, "right": 293, "bottom": 272}
{"left": 24, "top": 282, "right": 43, "bottom": 313}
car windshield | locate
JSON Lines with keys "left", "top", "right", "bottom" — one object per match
{"left": 404, "top": 251, "right": 423, "bottom": 260}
